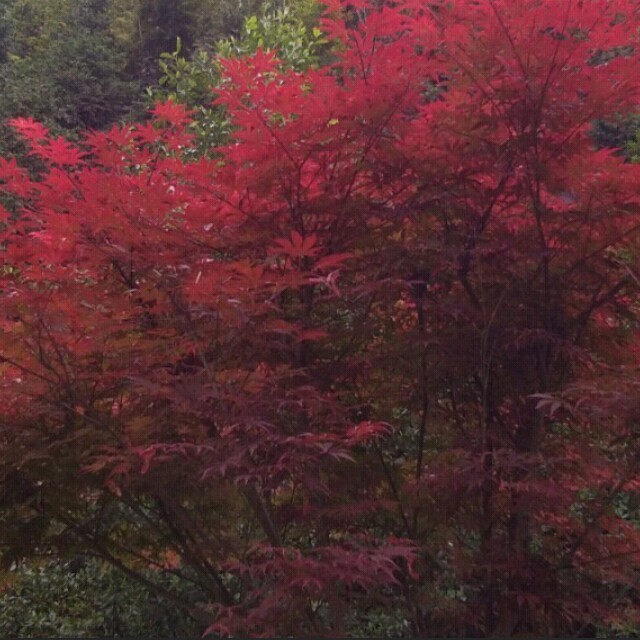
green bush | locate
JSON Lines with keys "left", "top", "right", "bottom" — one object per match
{"left": 0, "top": 558, "right": 203, "bottom": 637}
{"left": 0, "top": 0, "right": 139, "bottom": 133}
{"left": 148, "top": 1, "right": 328, "bottom": 157}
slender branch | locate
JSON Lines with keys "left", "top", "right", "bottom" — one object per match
{"left": 40, "top": 502, "right": 214, "bottom": 627}
{"left": 154, "top": 494, "right": 235, "bottom": 606}
{"left": 242, "top": 484, "right": 282, "bottom": 548}
{"left": 373, "top": 441, "right": 412, "bottom": 537}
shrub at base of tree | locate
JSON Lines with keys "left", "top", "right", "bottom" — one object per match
{"left": 0, "top": 557, "right": 203, "bottom": 637}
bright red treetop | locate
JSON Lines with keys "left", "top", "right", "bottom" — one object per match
{"left": 2, "top": 0, "right": 640, "bottom": 636}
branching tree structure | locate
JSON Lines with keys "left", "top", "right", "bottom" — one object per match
{"left": 1, "top": 1, "right": 640, "bottom": 636}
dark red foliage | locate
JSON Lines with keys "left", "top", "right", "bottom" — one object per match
{"left": 2, "top": 1, "right": 640, "bottom": 636}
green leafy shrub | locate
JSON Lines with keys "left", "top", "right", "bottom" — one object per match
{"left": 0, "top": 558, "right": 203, "bottom": 637}
{"left": 148, "top": 1, "right": 327, "bottom": 157}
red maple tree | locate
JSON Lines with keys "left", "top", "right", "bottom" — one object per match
{"left": 2, "top": 0, "right": 640, "bottom": 636}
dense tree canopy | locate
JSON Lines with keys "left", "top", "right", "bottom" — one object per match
{"left": 0, "top": 0, "right": 294, "bottom": 137}
{"left": 2, "top": 0, "right": 640, "bottom": 637}
{"left": 0, "top": 0, "right": 138, "bottom": 132}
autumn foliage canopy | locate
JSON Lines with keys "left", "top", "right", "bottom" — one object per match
{"left": 2, "top": 0, "right": 640, "bottom": 636}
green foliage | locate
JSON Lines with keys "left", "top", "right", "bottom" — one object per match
{"left": 0, "top": 0, "right": 323, "bottom": 143}
{"left": 129, "top": 0, "right": 296, "bottom": 85}
{"left": 345, "top": 606, "right": 411, "bottom": 637}
{"left": 627, "top": 125, "right": 640, "bottom": 164}
{"left": 131, "top": 0, "right": 201, "bottom": 85}
{"left": 216, "top": 1, "right": 327, "bottom": 70}
{"left": 0, "top": 0, "right": 287, "bottom": 135}
{"left": 592, "top": 113, "right": 640, "bottom": 160}
{"left": 0, "top": 558, "right": 203, "bottom": 637}
{"left": 0, "top": 0, "right": 138, "bottom": 134}
{"left": 149, "top": 1, "right": 327, "bottom": 157}
{"left": 0, "top": 0, "right": 70, "bottom": 57}
{"left": 151, "top": 39, "right": 231, "bottom": 155}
